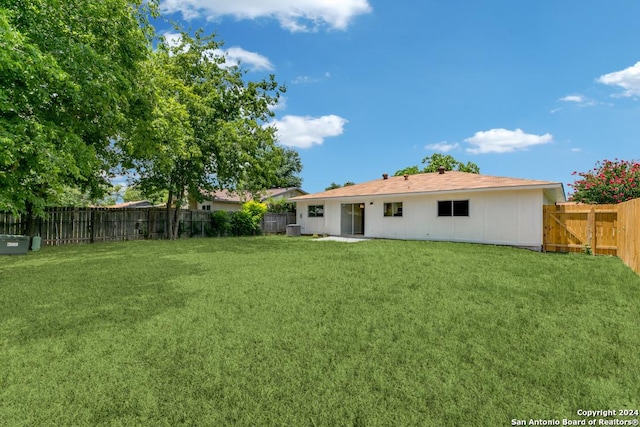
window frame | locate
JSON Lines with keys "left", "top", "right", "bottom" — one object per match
{"left": 383, "top": 202, "right": 403, "bottom": 217}
{"left": 437, "top": 200, "right": 469, "bottom": 217}
{"left": 308, "top": 204, "right": 324, "bottom": 218}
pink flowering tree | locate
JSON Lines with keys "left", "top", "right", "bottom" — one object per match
{"left": 569, "top": 159, "right": 640, "bottom": 204}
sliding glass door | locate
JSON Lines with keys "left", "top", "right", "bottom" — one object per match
{"left": 341, "top": 203, "right": 365, "bottom": 235}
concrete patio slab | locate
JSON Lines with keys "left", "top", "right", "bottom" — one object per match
{"left": 313, "top": 236, "right": 368, "bottom": 243}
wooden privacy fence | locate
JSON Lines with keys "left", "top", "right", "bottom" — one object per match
{"left": 261, "top": 212, "right": 296, "bottom": 234}
{"left": 0, "top": 208, "right": 296, "bottom": 246}
{"left": 543, "top": 200, "right": 640, "bottom": 275}
{"left": 617, "top": 198, "right": 640, "bottom": 275}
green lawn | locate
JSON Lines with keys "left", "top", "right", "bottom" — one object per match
{"left": 1, "top": 237, "right": 639, "bottom": 426}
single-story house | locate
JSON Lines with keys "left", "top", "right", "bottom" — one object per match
{"left": 189, "top": 187, "right": 307, "bottom": 211}
{"left": 290, "top": 170, "right": 566, "bottom": 250}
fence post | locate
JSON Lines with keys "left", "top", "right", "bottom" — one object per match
{"left": 587, "top": 206, "right": 595, "bottom": 255}
{"left": 89, "top": 208, "right": 95, "bottom": 243}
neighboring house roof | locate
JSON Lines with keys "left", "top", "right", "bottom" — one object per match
{"left": 206, "top": 190, "right": 245, "bottom": 204}
{"left": 106, "top": 200, "right": 155, "bottom": 208}
{"left": 291, "top": 171, "right": 566, "bottom": 202}
{"left": 261, "top": 187, "right": 308, "bottom": 199}
{"left": 202, "top": 187, "right": 307, "bottom": 203}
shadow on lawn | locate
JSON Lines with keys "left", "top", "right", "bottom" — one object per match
{"left": 1, "top": 252, "right": 201, "bottom": 345}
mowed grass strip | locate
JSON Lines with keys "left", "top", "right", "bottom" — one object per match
{"left": 1, "top": 237, "right": 639, "bottom": 426}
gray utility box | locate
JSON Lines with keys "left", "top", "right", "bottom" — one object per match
{"left": 286, "top": 224, "right": 301, "bottom": 237}
{"left": 0, "top": 235, "right": 30, "bottom": 255}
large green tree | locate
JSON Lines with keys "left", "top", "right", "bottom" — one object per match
{"left": 270, "top": 147, "right": 303, "bottom": 188}
{"left": 122, "top": 30, "right": 286, "bottom": 239}
{"left": 1, "top": 0, "right": 156, "bottom": 232}
{"left": 394, "top": 154, "right": 480, "bottom": 176}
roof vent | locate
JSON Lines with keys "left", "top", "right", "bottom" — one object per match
{"left": 404, "top": 174, "right": 409, "bottom": 180}
{"left": 438, "top": 166, "right": 445, "bottom": 174}
{"left": 382, "top": 173, "right": 388, "bottom": 180}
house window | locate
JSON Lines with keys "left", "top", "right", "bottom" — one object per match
{"left": 308, "top": 205, "right": 324, "bottom": 218}
{"left": 438, "top": 200, "right": 469, "bottom": 217}
{"left": 201, "top": 205, "right": 211, "bottom": 211}
{"left": 384, "top": 202, "right": 403, "bottom": 217}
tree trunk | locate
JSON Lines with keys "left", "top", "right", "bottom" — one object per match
{"left": 172, "top": 204, "right": 181, "bottom": 240}
{"left": 22, "top": 202, "right": 38, "bottom": 237}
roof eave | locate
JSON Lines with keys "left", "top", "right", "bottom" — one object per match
{"left": 290, "top": 183, "right": 565, "bottom": 202}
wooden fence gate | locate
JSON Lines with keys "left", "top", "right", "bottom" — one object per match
{"left": 543, "top": 204, "right": 618, "bottom": 256}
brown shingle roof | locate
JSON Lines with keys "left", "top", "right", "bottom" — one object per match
{"left": 202, "top": 187, "right": 307, "bottom": 203}
{"left": 291, "top": 171, "right": 565, "bottom": 201}
{"left": 262, "top": 187, "right": 307, "bottom": 199}
{"left": 206, "top": 190, "right": 245, "bottom": 203}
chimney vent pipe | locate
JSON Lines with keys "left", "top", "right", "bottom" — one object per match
{"left": 438, "top": 166, "right": 445, "bottom": 174}
{"left": 404, "top": 174, "right": 409, "bottom": 180}
{"left": 382, "top": 173, "right": 388, "bottom": 180}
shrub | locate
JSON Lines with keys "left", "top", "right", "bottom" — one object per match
{"left": 569, "top": 159, "right": 640, "bottom": 204}
{"left": 210, "top": 210, "right": 231, "bottom": 237}
{"left": 230, "top": 211, "right": 257, "bottom": 236}
{"left": 242, "top": 200, "right": 267, "bottom": 223}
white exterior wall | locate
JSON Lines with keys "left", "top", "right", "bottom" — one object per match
{"left": 295, "top": 200, "right": 343, "bottom": 235}
{"left": 196, "top": 201, "right": 241, "bottom": 212}
{"left": 296, "top": 189, "right": 545, "bottom": 247}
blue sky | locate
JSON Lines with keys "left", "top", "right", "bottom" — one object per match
{"left": 156, "top": 0, "right": 640, "bottom": 194}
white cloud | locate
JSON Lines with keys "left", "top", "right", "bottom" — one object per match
{"left": 162, "top": 32, "right": 183, "bottom": 48}
{"left": 292, "top": 72, "right": 331, "bottom": 84}
{"left": 270, "top": 96, "right": 288, "bottom": 111}
{"left": 111, "top": 174, "right": 129, "bottom": 187}
{"left": 161, "top": 33, "right": 273, "bottom": 71}
{"left": 464, "top": 128, "right": 553, "bottom": 154}
{"left": 160, "top": 0, "right": 373, "bottom": 32}
{"left": 212, "top": 47, "right": 274, "bottom": 71}
{"left": 425, "top": 142, "right": 459, "bottom": 153}
{"left": 558, "top": 94, "right": 596, "bottom": 107}
{"left": 292, "top": 76, "right": 320, "bottom": 84}
{"left": 559, "top": 95, "right": 586, "bottom": 103}
{"left": 598, "top": 61, "right": 640, "bottom": 97}
{"left": 270, "top": 115, "right": 348, "bottom": 148}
